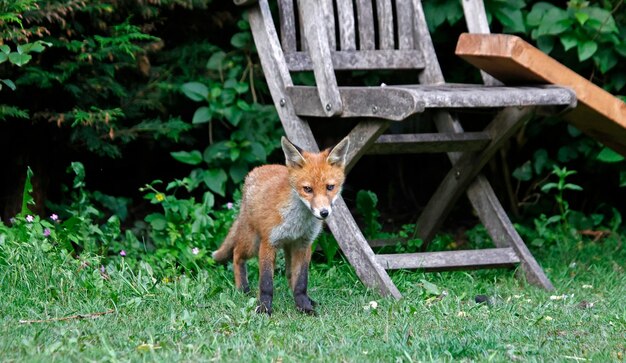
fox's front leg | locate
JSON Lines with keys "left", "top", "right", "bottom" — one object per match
{"left": 256, "top": 238, "right": 275, "bottom": 315}
{"left": 288, "top": 244, "right": 316, "bottom": 315}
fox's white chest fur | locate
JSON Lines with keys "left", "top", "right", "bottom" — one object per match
{"left": 269, "top": 190, "right": 323, "bottom": 247}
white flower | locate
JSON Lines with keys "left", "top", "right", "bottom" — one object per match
{"left": 192, "top": 247, "right": 200, "bottom": 255}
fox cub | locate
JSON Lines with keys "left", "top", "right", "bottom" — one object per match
{"left": 212, "top": 136, "right": 350, "bottom": 315}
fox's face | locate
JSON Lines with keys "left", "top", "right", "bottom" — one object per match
{"left": 281, "top": 136, "right": 350, "bottom": 220}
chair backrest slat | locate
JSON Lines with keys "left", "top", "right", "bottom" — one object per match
{"left": 395, "top": 0, "right": 414, "bottom": 50}
{"left": 321, "top": 0, "right": 337, "bottom": 50}
{"left": 356, "top": 0, "right": 376, "bottom": 50}
{"left": 276, "top": 0, "right": 425, "bottom": 71}
{"left": 336, "top": 0, "right": 357, "bottom": 50}
{"left": 278, "top": 0, "right": 297, "bottom": 52}
{"left": 376, "top": 0, "right": 394, "bottom": 50}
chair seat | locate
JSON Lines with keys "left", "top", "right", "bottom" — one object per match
{"left": 286, "top": 84, "right": 576, "bottom": 121}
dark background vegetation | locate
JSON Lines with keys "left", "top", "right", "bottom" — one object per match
{"left": 1, "top": 0, "right": 625, "bottom": 269}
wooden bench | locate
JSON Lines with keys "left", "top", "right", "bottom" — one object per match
{"left": 235, "top": 0, "right": 578, "bottom": 298}
{"left": 456, "top": 33, "right": 626, "bottom": 157}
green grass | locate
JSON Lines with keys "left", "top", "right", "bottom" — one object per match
{"left": 1, "top": 235, "right": 625, "bottom": 362}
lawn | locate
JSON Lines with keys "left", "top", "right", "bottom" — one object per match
{"left": 1, "top": 233, "right": 624, "bottom": 362}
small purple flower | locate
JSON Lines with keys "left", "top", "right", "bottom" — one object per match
{"left": 43, "top": 228, "right": 51, "bottom": 237}
{"left": 100, "top": 265, "right": 106, "bottom": 273}
{"left": 26, "top": 215, "right": 34, "bottom": 223}
{"left": 50, "top": 214, "right": 59, "bottom": 221}
{"left": 226, "top": 202, "right": 234, "bottom": 210}
{"left": 119, "top": 250, "right": 126, "bottom": 257}
{"left": 192, "top": 247, "right": 200, "bottom": 255}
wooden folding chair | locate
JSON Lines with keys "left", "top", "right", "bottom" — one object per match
{"left": 234, "top": 0, "right": 577, "bottom": 298}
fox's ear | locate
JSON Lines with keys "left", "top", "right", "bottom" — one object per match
{"left": 327, "top": 136, "right": 350, "bottom": 168}
{"left": 281, "top": 136, "right": 306, "bottom": 168}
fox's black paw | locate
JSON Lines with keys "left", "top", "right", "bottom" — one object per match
{"left": 255, "top": 302, "right": 272, "bottom": 316}
{"left": 295, "top": 295, "right": 317, "bottom": 316}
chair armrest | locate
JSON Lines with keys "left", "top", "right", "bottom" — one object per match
{"left": 234, "top": 0, "right": 257, "bottom": 6}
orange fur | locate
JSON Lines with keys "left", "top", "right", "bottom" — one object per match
{"left": 212, "top": 136, "right": 350, "bottom": 315}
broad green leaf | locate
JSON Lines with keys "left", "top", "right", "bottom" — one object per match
{"left": 192, "top": 106, "right": 211, "bottom": 124}
{"left": 526, "top": 2, "right": 556, "bottom": 27}
{"left": 616, "top": 43, "right": 626, "bottom": 57}
{"left": 230, "top": 32, "right": 251, "bottom": 49}
{"left": 250, "top": 142, "right": 267, "bottom": 161}
{"left": 206, "top": 51, "right": 226, "bottom": 70}
{"left": 537, "top": 36, "right": 555, "bottom": 54}
{"left": 593, "top": 48, "right": 617, "bottom": 74}
{"left": 234, "top": 82, "right": 249, "bottom": 94}
{"left": 512, "top": 161, "right": 532, "bottom": 181}
{"left": 17, "top": 42, "right": 46, "bottom": 54}
{"left": 495, "top": 6, "right": 525, "bottom": 33}
{"left": 533, "top": 149, "right": 550, "bottom": 174}
{"left": 566, "top": 125, "right": 582, "bottom": 138}
{"left": 557, "top": 145, "right": 578, "bottom": 162}
{"left": 577, "top": 40, "right": 597, "bottom": 61}
{"left": 596, "top": 147, "right": 624, "bottom": 163}
{"left": 559, "top": 34, "right": 578, "bottom": 51}
{"left": 145, "top": 213, "right": 167, "bottom": 230}
{"left": 203, "top": 141, "right": 229, "bottom": 162}
{"left": 581, "top": 7, "right": 617, "bottom": 33}
{"left": 203, "top": 191, "right": 215, "bottom": 210}
{"left": 171, "top": 150, "right": 203, "bottom": 165}
{"left": 8, "top": 52, "right": 32, "bottom": 66}
{"left": 181, "top": 82, "right": 209, "bottom": 102}
{"left": 574, "top": 12, "right": 589, "bottom": 25}
{"left": 0, "top": 45, "right": 9, "bottom": 54}
{"left": 229, "top": 162, "right": 248, "bottom": 184}
{"left": 203, "top": 169, "right": 227, "bottom": 196}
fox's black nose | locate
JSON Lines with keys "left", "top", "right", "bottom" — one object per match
{"left": 320, "top": 209, "right": 329, "bottom": 219}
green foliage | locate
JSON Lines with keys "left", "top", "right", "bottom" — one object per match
{"left": 356, "top": 190, "right": 382, "bottom": 238}
{"left": 138, "top": 181, "right": 238, "bottom": 275}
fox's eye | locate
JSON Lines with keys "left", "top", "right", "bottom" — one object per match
{"left": 303, "top": 186, "right": 313, "bottom": 194}
{"left": 326, "top": 184, "right": 335, "bottom": 191}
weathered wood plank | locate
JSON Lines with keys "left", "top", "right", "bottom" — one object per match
{"left": 336, "top": 0, "right": 356, "bottom": 50}
{"left": 415, "top": 107, "right": 534, "bottom": 244}
{"left": 457, "top": 33, "right": 626, "bottom": 157}
{"left": 286, "top": 85, "right": 424, "bottom": 120}
{"left": 403, "top": 84, "right": 575, "bottom": 109}
{"left": 285, "top": 49, "right": 424, "bottom": 71}
{"left": 286, "top": 85, "right": 573, "bottom": 120}
{"left": 460, "top": 0, "right": 500, "bottom": 86}
{"left": 249, "top": 0, "right": 317, "bottom": 150}
{"left": 376, "top": 248, "right": 520, "bottom": 270}
{"left": 344, "top": 120, "right": 391, "bottom": 174}
{"left": 321, "top": 0, "right": 336, "bottom": 50}
{"left": 278, "top": 0, "right": 297, "bottom": 52}
{"left": 366, "top": 132, "right": 491, "bottom": 154}
{"left": 376, "top": 0, "right": 394, "bottom": 49}
{"left": 356, "top": 0, "right": 376, "bottom": 50}
{"left": 297, "top": 0, "right": 343, "bottom": 116}
{"left": 327, "top": 197, "right": 402, "bottom": 299}
{"left": 396, "top": 0, "right": 414, "bottom": 50}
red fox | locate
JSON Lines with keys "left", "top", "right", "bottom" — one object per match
{"left": 212, "top": 136, "right": 350, "bottom": 315}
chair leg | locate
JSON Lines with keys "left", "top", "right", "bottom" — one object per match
{"left": 416, "top": 107, "right": 533, "bottom": 245}
{"left": 467, "top": 177, "right": 555, "bottom": 290}
{"left": 327, "top": 197, "right": 402, "bottom": 299}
